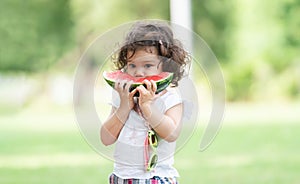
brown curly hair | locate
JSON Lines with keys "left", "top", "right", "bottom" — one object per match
{"left": 113, "top": 21, "right": 190, "bottom": 87}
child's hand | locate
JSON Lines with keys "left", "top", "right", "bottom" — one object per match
{"left": 114, "top": 80, "right": 136, "bottom": 111}
{"left": 136, "top": 80, "right": 159, "bottom": 118}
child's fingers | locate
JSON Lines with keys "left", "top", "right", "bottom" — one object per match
{"left": 143, "top": 79, "right": 156, "bottom": 93}
{"left": 150, "top": 80, "right": 157, "bottom": 92}
{"left": 136, "top": 85, "right": 147, "bottom": 95}
{"left": 114, "top": 79, "right": 121, "bottom": 90}
{"left": 126, "top": 81, "right": 136, "bottom": 96}
{"left": 116, "top": 80, "right": 124, "bottom": 91}
{"left": 114, "top": 80, "right": 129, "bottom": 92}
{"left": 143, "top": 79, "right": 151, "bottom": 91}
{"left": 129, "top": 88, "right": 137, "bottom": 98}
{"left": 124, "top": 80, "right": 132, "bottom": 91}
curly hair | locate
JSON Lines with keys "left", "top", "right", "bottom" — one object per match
{"left": 113, "top": 21, "right": 190, "bottom": 87}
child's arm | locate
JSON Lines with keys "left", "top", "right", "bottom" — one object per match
{"left": 100, "top": 106, "right": 131, "bottom": 146}
{"left": 100, "top": 80, "right": 135, "bottom": 146}
{"left": 136, "top": 80, "right": 183, "bottom": 142}
{"left": 142, "top": 102, "right": 183, "bottom": 142}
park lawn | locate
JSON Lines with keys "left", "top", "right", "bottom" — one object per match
{"left": 1, "top": 103, "right": 300, "bottom": 184}
{"left": 176, "top": 123, "right": 300, "bottom": 184}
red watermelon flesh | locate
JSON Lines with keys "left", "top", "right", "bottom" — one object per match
{"left": 103, "top": 70, "right": 173, "bottom": 95}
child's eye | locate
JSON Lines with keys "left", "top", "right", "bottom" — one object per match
{"left": 145, "top": 64, "right": 153, "bottom": 68}
{"left": 128, "top": 64, "right": 136, "bottom": 68}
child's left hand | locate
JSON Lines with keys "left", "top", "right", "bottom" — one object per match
{"left": 135, "top": 80, "right": 159, "bottom": 118}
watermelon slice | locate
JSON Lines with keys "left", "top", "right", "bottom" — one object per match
{"left": 103, "top": 70, "right": 173, "bottom": 96}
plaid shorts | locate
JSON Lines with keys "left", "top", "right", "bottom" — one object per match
{"left": 109, "top": 173, "right": 179, "bottom": 184}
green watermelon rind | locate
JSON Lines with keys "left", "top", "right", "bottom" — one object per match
{"left": 103, "top": 71, "right": 173, "bottom": 95}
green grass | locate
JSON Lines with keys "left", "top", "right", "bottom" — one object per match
{"left": 176, "top": 124, "right": 300, "bottom": 183}
{"left": 1, "top": 103, "right": 300, "bottom": 184}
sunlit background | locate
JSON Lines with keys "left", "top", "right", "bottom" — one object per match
{"left": 1, "top": 0, "right": 300, "bottom": 183}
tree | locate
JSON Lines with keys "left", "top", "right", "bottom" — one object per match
{"left": 0, "top": 0, "right": 74, "bottom": 72}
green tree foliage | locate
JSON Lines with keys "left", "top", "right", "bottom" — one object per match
{"left": 279, "top": 0, "right": 300, "bottom": 98}
{"left": 1, "top": 0, "right": 298, "bottom": 101}
{"left": 276, "top": 0, "right": 300, "bottom": 71}
{"left": 0, "top": 0, "right": 74, "bottom": 72}
{"left": 119, "top": 0, "right": 170, "bottom": 20}
{"left": 221, "top": 0, "right": 300, "bottom": 101}
{"left": 70, "top": 0, "right": 169, "bottom": 42}
{"left": 192, "top": 0, "right": 234, "bottom": 63}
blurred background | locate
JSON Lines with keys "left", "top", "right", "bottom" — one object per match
{"left": 1, "top": 0, "right": 299, "bottom": 183}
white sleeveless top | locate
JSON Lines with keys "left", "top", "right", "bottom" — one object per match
{"left": 110, "top": 88, "right": 182, "bottom": 179}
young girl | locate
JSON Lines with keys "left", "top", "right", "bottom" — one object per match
{"left": 100, "top": 21, "right": 190, "bottom": 184}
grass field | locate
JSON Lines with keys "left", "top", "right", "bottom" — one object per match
{"left": 1, "top": 102, "right": 300, "bottom": 184}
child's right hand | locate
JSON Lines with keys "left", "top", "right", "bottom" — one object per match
{"left": 114, "top": 80, "right": 136, "bottom": 111}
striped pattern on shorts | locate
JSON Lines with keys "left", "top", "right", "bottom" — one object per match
{"left": 109, "top": 173, "right": 178, "bottom": 184}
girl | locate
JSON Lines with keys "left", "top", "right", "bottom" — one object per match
{"left": 100, "top": 21, "right": 190, "bottom": 184}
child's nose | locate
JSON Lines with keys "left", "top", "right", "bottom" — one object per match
{"left": 134, "top": 69, "right": 144, "bottom": 77}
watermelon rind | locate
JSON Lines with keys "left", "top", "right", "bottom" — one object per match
{"left": 103, "top": 71, "right": 173, "bottom": 96}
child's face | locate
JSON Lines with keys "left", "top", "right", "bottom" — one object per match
{"left": 126, "top": 46, "right": 163, "bottom": 78}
